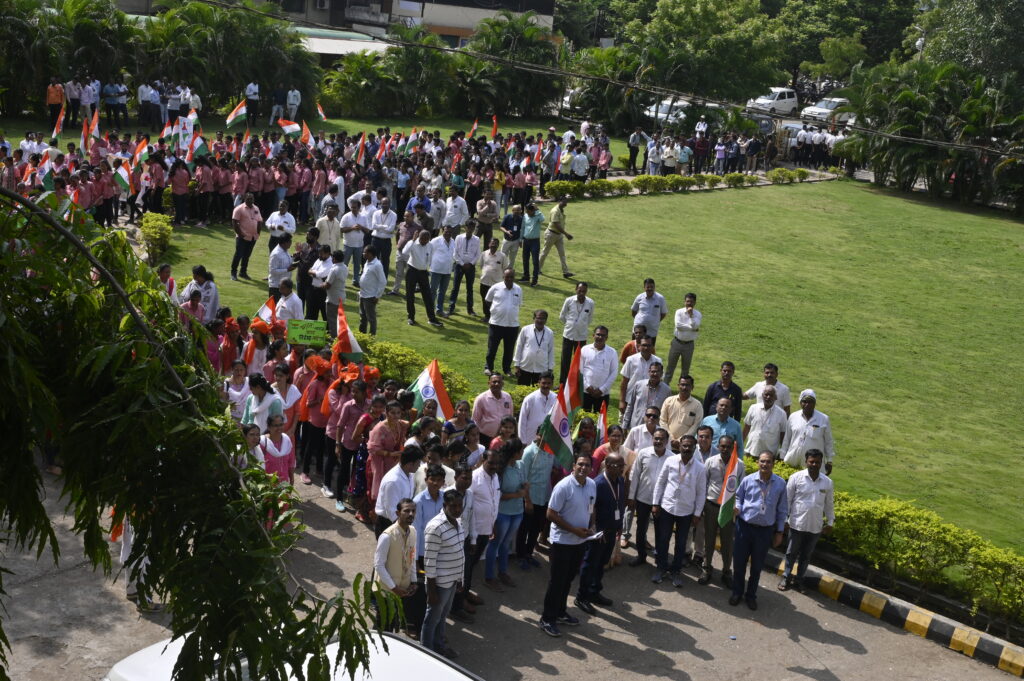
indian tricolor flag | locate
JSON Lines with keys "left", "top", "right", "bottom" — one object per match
{"left": 277, "top": 118, "right": 300, "bottom": 136}
{"left": 468, "top": 118, "right": 478, "bottom": 139}
{"left": 254, "top": 296, "right": 277, "bottom": 323}
{"left": 408, "top": 359, "right": 454, "bottom": 421}
{"left": 540, "top": 344, "right": 583, "bottom": 468}
{"left": 331, "top": 301, "right": 363, "bottom": 364}
{"left": 407, "top": 131, "right": 420, "bottom": 156}
{"left": 316, "top": 102, "right": 327, "bottom": 121}
{"left": 89, "top": 109, "right": 101, "bottom": 145}
{"left": 355, "top": 132, "right": 367, "bottom": 165}
{"left": 159, "top": 120, "right": 173, "bottom": 141}
{"left": 114, "top": 163, "right": 132, "bottom": 193}
{"left": 132, "top": 139, "right": 149, "bottom": 167}
{"left": 299, "top": 121, "right": 311, "bottom": 146}
{"left": 38, "top": 151, "right": 54, "bottom": 190}
{"left": 237, "top": 129, "right": 251, "bottom": 160}
{"left": 717, "top": 443, "right": 741, "bottom": 527}
{"left": 490, "top": 115, "right": 498, "bottom": 139}
{"left": 560, "top": 342, "right": 583, "bottom": 413}
{"left": 52, "top": 101, "right": 66, "bottom": 139}
{"left": 80, "top": 119, "right": 90, "bottom": 154}
{"left": 226, "top": 100, "right": 247, "bottom": 127}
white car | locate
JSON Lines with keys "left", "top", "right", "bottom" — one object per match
{"left": 644, "top": 97, "right": 688, "bottom": 125}
{"left": 800, "top": 97, "right": 853, "bottom": 124}
{"left": 104, "top": 632, "right": 485, "bottom": 681}
{"left": 746, "top": 87, "right": 799, "bottom": 115}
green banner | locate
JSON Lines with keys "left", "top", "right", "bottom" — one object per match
{"left": 286, "top": 319, "right": 327, "bottom": 346}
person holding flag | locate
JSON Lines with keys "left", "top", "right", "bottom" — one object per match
{"left": 698, "top": 434, "right": 743, "bottom": 587}
{"left": 46, "top": 77, "right": 65, "bottom": 135}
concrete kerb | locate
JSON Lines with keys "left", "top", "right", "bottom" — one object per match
{"left": 760, "top": 550, "right": 1024, "bottom": 677}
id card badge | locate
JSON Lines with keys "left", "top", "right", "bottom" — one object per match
{"left": 614, "top": 509, "right": 621, "bottom": 521}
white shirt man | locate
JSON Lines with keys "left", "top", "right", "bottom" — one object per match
{"left": 629, "top": 443, "right": 670, "bottom": 507}
{"left": 443, "top": 193, "right": 469, "bottom": 228}
{"left": 245, "top": 82, "right": 260, "bottom": 102}
{"left": 375, "top": 463, "right": 417, "bottom": 522}
{"left": 268, "top": 243, "right": 293, "bottom": 290}
{"left": 478, "top": 244, "right": 509, "bottom": 289}
{"left": 742, "top": 388, "right": 788, "bottom": 458}
{"left": 265, "top": 208, "right": 296, "bottom": 240}
{"left": 619, "top": 342, "right": 662, "bottom": 399}
{"left": 580, "top": 330, "right": 618, "bottom": 400}
{"left": 470, "top": 464, "right": 500, "bottom": 540}
{"left": 513, "top": 314, "right": 555, "bottom": 376}
{"left": 315, "top": 210, "right": 342, "bottom": 251}
{"left": 286, "top": 88, "right": 301, "bottom": 119}
{"left": 275, "top": 285, "right": 303, "bottom": 321}
{"left": 485, "top": 279, "right": 523, "bottom": 328}
{"left": 787, "top": 467, "right": 834, "bottom": 535}
{"left": 624, "top": 419, "right": 657, "bottom": 453}
{"left": 781, "top": 390, "right": 836, "bottom": 469}
{"left": 340, "top": 206, "right": 367, "bottom": 249}
{"left": 621, "top": 369, "right": 672, "bottom": 431}
{"left": 653, "top": 450, "right": 707, "bottom": 518}
{"left": 744, "top": 368, "right": 793, "bottom": 414}
{"left": 428, "top": 233, "right": 456, "bottom": 275}
{"left": 402, "top": 237, "right": 432, "bottom": 271}
{"left": 518, "top": 377, "right": 556, "bottom": 443}
{"left": 673, "top": 305, "right": 701, "bottom": 342}
{"left": 559, "top": 289, "right": 594, "bottom": 343}
{"left": 359, "top": 253, "right": 386, "bottom": 300}
{"left": 631, "top": 285, "right": 668, "bottom": 340}
{"left": 324, "top": 258, "right": 348, "bottom": 308}
{"left": 453, "top": 230, "right": 480, "bottom": 271}
{"left": 370, "top": 206, "right": 397, "bottom": 240}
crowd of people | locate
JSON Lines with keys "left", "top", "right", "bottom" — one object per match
{"left": 15, "top": 79, "right": 838, "bottom": 656}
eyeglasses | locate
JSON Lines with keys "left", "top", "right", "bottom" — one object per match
{"left": 645, "top": 414, "right": 658, "bottom": 419}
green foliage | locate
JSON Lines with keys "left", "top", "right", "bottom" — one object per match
{"left": 631, "top": 174, "right": 658, "bottom": 194}
{"left": 664, "top": 174, "right": 685, "bottom": 191}
{"left": 794, "top": 168, "right": 811, "bottom": 182}
{"left": 570, "top": 46, "right": 646, "bottom": 131}
{"left": 691, "top": 173, "right": 708, "bottom": 188}
{"left": 765, "top": 168, "right": 794, "bottom": 184}
{"left": 436, "top": 360, "right": 469, "bottom": 402}
{"left": 544, "top": 180, "right": 585, "bottom": 201}
{"left": 802, "top": 32, "right": 869, "bottom": 79}
{"left": 139, "top": 212, "right": 172, "bottom": 263}
{"left": 724, "top": 172, "right": 746, "bottom": 188}
{"left": 744, "top": 174, "right": 760, "bottom": 186}
{"left": 617, "top": 155, "right": 631, "bottom": 169}
{"left": 677, "top": 175, "right": 698, "bottom": 191}
{"left": 355, "top": 333, "right": 469, "bottom": 400}
{"left": 0, "top": 189, "right": 398, "bottom": 681}
{"left": 504, "top": 384, "right": 535, "bottom": 412}
{"left": 586, "top": 178, "right": 613, "bottom": 197}
{"left": 610, "top": 179, "right": 634, "bottom": 195}
{"left": 969, "top": 544, "right": 1024, "bottom": 634}
{"left": 705, "top": 175, "right": 723, "bottom": 189}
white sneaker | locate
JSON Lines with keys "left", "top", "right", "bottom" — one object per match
{"left": 321, "top": 485, "right": 335, "bottom": 499}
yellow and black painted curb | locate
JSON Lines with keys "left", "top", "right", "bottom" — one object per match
{"left": 762, "top": 552, "right": 1024, "bottom": 677}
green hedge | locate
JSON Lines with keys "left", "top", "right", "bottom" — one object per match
{"left": 539, "top": 171, "right": 816, "bottom": 203}
{"left": 140, "top": 213, "right": 173, "bottom": 264}
{"left": 353, "top": 333, "right": 470, "bottom": 401}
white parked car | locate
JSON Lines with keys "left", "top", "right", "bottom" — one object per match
{"left": 104, "top": 632, "right": 485, "bottom": 681}
{"left": 800, "top": 97, "right": 853, "bottom": 124}
{"left": 746, "top": 87, "right": 799, "bottom": 115}
{"left": 644, "top": 97, "right": 688, "bottom": 125}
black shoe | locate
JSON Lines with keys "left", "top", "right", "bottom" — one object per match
{"left": 628, "top": 556, "right": 646, "bottom": 567}
{"left": 556, "top": 614, "right": 580, "bottom": 626}
{"left": 239, "top": 272, "right": 251, "bottom": 280}
{"left": 517, "top": 276, "right": 529, "bottom": 282}
{"left": 794, "top": 579, "right": 805, "bottom": 594}
{"left": 721, "top": 570, "right": 733, "bottom": 587}
{"left": 698, "top": 571, "right": 712, "bottom": 585}
{"left": 428, "top": 320, "right": 444, "bottom": 328}
{"left": 563, "top": 272, "right": 574, "bottom": 278}
{"left": 574, "top": 597, "right": 596, "bottom": 615}
{"left": 591, "top": 593, "right": 613, "bottom": 607}
{"left": 231, "top": 274, "right": 238, "bottom": 281}
{"left": 746, "top": 598, "right": 758, "bottom": 611}
{"left": 728, "top": 595, "right": 742, "bottom": 606}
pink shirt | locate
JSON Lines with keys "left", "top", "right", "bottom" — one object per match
{"left": 312, "top": 169, "right": 327, "bottom": 195}
{"left": 197, "top": 166, "right": 215, "bottom": 193}
{"left": 299, "top": 166, "right": 313, "bottom": 191}
{"left": 261, "top": 168, "right": 275, "bottom": 193}
{"left": 170, "top": 168, "right": 190, "bottom": 195}
{"left": 306, "top": 379, "right": 329, "bottom": 428}
{"left": 149, "top": 164, "right": 165, "bottom": 188}
{"left": 337, "top": 398, "right": 371, "bottom": 450}
{"left": 232, "top": 203, "right": 261, "bottom": 240}
{"left": 232, "top": 170, "right": 248, "bottom": 195}
{"left": 471, "top": 389, "right": 513, "bottom": 438}
{"left": 325, "top": 389, "right": 354, "bottom": 440}
{"left": 247, "top": 167, "right": 263, "bottom": 193}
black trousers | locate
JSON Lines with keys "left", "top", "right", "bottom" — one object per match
{"left": 517, "top": 370, "right": 539, "bottom": 386}
{"left": 405, "top": 266, "right": 436, "bottom": 323}
{"left": 542, "top": 542, "right": 586, "bottom": 622}
{"left": 305, "top": 287, "right": 327, "bottom": 322}
{"left": 516, "top": 503, "right": 548, "bottom": 558}
{"left": 301, "top": 424, "right": 325, "bottom": 476}
{"left": 633, "top": 501, "right": 653, "bottom": 560}
{"left": 559, "top": 337, "right": 584, "bottom": 386}
{"left": 486, "top": 324, "right": 518, "bottom": 374}
{"left": 449, "top": 264, "right": 475, "bottom": 313}
{"left": 479, "top": 283, "right": 493, "bottom": 321}
{"left": 582, "top": 393, "right": 609, "bottom": 413}
{"left": 579, "top": 533, "right": 616, "bottom": 600}
{"left": 627, "top": 144, "right": 639, "bottom": 173}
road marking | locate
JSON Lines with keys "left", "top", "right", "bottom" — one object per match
{"left": 859, "top": 592, "right": 886, "bottom": 619}
{"left": 998, "top": 647, "right": 1024, "bottom": 676}
{"left": 818, "top": 575, "right": 842, "bottom": 600}
{"left": 950, "top": 627, "right": 980, "bottom": 657}
{"left": 904, "top": 610, "right": 931, "bottom": 638}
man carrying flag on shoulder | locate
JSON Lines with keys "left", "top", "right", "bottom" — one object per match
{"left": 698, "top": 434, "right": 743, "bottom": 587}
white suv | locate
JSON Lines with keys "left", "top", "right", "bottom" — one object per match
{"left": 746, "top": 87, "right": 799, "bottom": 115}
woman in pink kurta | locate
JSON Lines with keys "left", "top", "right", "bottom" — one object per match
{"left": 272, "top": 364, "right": 303, "bottom": 443}
{"left": 260, "top": 415, "right": 295, "bottom": 485}
{"left": 366, "top": 401, "right": 408, "bottom": 503}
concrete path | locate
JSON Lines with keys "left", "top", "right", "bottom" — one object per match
{"left": 4, "top": 474, "right": 1007, "bottom": 680}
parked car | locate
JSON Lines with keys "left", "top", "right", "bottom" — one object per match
{"left": 103, "top": 632, "right": 486, "bottom": 681}
{"left": 800, "top": 97, "right": 853, "bottom": 124}
{"left": 644, "top": 97, "right": 688, "bottom": 126}
{"left": 746, "top": 87, "right": 799, "bottom": 115}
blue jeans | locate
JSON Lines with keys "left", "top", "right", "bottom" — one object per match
{"left": 732, "top": 517, "right": 773, "bottom": 601}
{"left": 429, "top": 271, "right": 451, "bottom": 315}
{"left": 521, "top": 238, "right": 540, "bottom": 282}
{"left": 274, "top": 186, "right": 287, "bottom": 204}
{"left": 485, "top": 511, "right": 523, "bottom": 579}
{"left": 343, "top": 245, "right": 362, "bottom": 284}
{"left": 420, "top": 582, "right": 457, "bottom": 653}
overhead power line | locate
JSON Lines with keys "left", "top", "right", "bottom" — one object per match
{"left": 190, "top": 0, "right": 1024, "bottom": 161}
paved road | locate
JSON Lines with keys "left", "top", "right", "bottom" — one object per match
{"left": 5, "top": 475, "right": 1007, "bottom": 681}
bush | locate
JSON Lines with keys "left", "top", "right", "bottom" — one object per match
{"left": 678, "top": 176, "right": 697, "bottom": 191}
{"left": 705, "top": 175, "right": 723, "bottom": 189}
{"left": 631, "top": 174, "right": 658, "bottom": 194}
{"left": 766, "top": 168, "right": 792, "bottom": 184}
{"left": 692, "top": 174, "right": 708, "bottom": 189}
{"left": 545, "top": 180, "right": 584, "bottom": 201}
{"left": 724, "top": 172, "right": 746, "bottom": 188}
{"left": 355, "top": 334, "right": 469, "bottom": 401}
{"left": 665, "top": 175, "right": 686, "bottom": 191}
{"left": 436, "top": 360, "right": 470, "bottom": 401}
{"left": 610, "top": 179, "right": 634, "bottom": 196}
{"left": 744, "top": 174, "right": 759, "bottom": 186}
{"left": 647, "top": 175, "right": 670, "bottom": 193}
{"left": 586, "top": 178, "right": 613, "bottom": 197}
{"left": 139, "top": 213, "right": 173, "bottom": 263}
{"left": 504, "top": 384, "right": 535, "bottom": 412}
{"left": 616, "top": 155, "right": 631, "bottom": 170}
{"left": 969, "top": 544, "right": 1024, "bottom": 635}
{"left": 795, "top": 168, "right": 811, "bottom": 182}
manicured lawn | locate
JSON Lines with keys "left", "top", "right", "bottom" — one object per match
{"left": 165, "top": 180, "right": 1024, "bottom": 551}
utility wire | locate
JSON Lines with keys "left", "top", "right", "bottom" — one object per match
{"left": 190, "top": 0, "right": 1024, "bottom": 161}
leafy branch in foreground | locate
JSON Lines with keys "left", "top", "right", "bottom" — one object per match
{"left": 0, "top": 187, "right": 397, "bottom": 681}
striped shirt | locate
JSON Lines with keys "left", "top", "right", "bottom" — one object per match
{"left": 422, "top": 512, "right": 466, "bottom": 588}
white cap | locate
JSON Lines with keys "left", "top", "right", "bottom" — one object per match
{"left": 799, "top": 389, "right": 817, "bottom": 402}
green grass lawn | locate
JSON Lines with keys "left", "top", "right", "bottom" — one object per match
{"left": 165, "top": 179, "right": 1024, "bottom": 552}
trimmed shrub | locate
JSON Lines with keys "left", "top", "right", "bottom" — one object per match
{"left": 586, "top": 178, "right": 613, "bottom": 197}
{"left": 647, "top": 175, "right": 670, "bottom": 193}
{"left": 544, "top": 180, "right": 584, "bottom": 201}
{"left": 505, "top": 384, "right": 535, "bottom": 412}
{"left": 795, "top": 168, "right": 811, "bottom": 182}
{"left": 631, "top": 174, "right": 658, "bottom": 194}
{"left": 436, "top": 360, "right": 470, "bottom": 401}
{"left": 705, "top": 175, "right": 723, "bottom": 189}
{"left": 692, "top": 174, "right": 708, "bottom": 189}
{"left": 665, "top": 175, "right": 686, "bottom": 191}
{"left": 616, "top": 155, "right": 631, "bottom": 170}
{"left": 765, "top": 168, "right": 791, "bottom": 184}
{"left": 610, "top": 179, "right": 634, "bottom": 196}
{"left": 678, "top": 176, "right": 698, "bottom": 191}
{"left": 724, "top": 172, "right": 746, "bottom": 188}
{"left": 354, "top": 335, "right": 468, "bottom": 401}
{"left": 744, "top": 174, "right": 759, "bottom": 186}
{"left": 140, "top": 212, "right": 173, "bottom": 263}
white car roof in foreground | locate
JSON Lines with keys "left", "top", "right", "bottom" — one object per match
{"left": 105, "top": 632, "right": 485, "bottom": 681}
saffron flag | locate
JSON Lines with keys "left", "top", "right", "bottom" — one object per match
{"left": 132, "top": 139, "right": 149, "bottom": 167}
{"left": 561, "top": 343, "right": 583, "bottom": 415}
{"left": 403, "top": 127, "right": 418, "bottom": 156}
{"left": 451, "top": 150, "right": 462, "bottom": 172}
{"left": 299, "top": 121, "right": 312, "bottom": 146}
{"left": 534, "top": 144, "right": 543, "bottom": 165}
{"left": 277, "top": 118, "right": 301, "bottom": 135}
{"left": 490, "top": 115, "right": 498, "bottom": 139}
{"left": 331, "top": 301, "right": 364, "bottom": 364}
{"left": 596, "top": 400, "right": 608, "bottom": 445}
{"left": 226, "top": 100, "right": 247, "bottom": 127}
{"left": 355, "top": 132, "right": 367, "bottom": 165}
{"left": 80, "top": 119, "right": 90, "bottom": 154}
{"left": 717, "top": 444, "right": 741, "bottom": 528}
{"left": 52, "top": 102, "right": 65, "bottom": 139}
{"left": 376, "top": 133, "right": 389, "bottom": 160}
{"left": 159, "top": 120, "right": 173, "bottom": 141}
{"left": 407, "top": 359, "right": 454, "bottom": 421}
{"left": 89, "top": 109, "right": 100, "bottom": 143}
{"left": 316, "top": 102, "right": 327, "bottom": 121}
{"left": 468, "top": 118, "right": 478, "bottom": 139}
{"left": 254, "top": 296, "right": 277, "bottom": 324}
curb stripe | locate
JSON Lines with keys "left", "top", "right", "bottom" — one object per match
{"left": 1001, "top": 649, "right": 1024, "bottom": 676}
{"left": 951, "top": 628, "right": 981, "bottom": 657}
